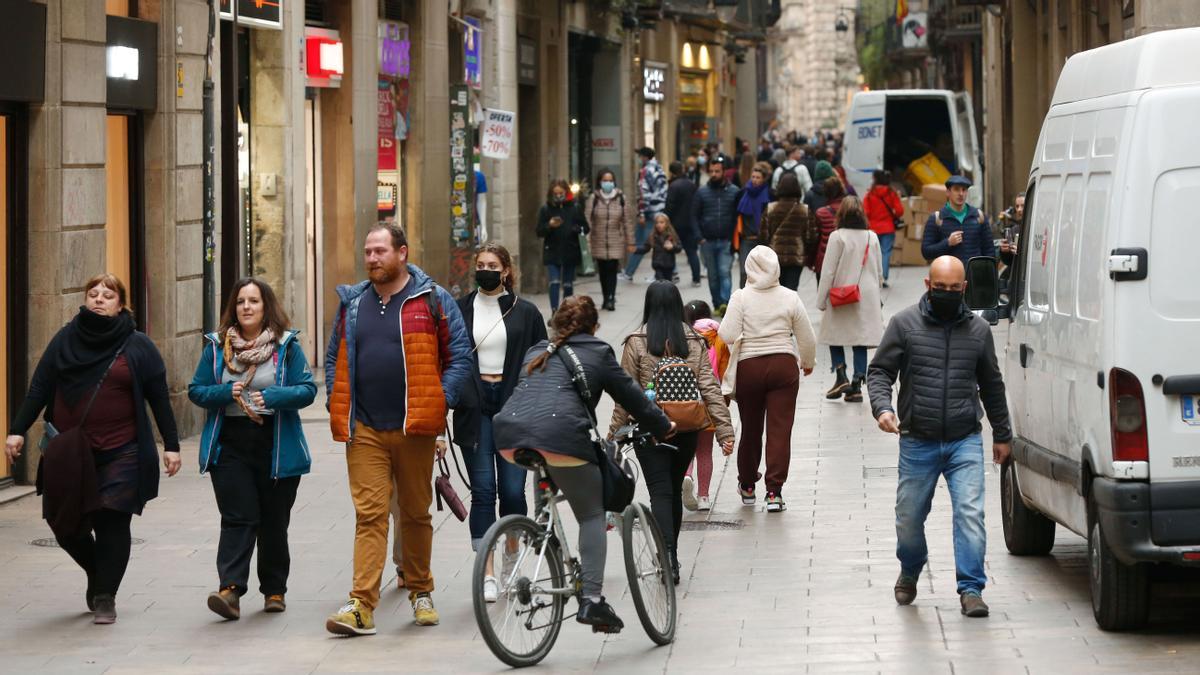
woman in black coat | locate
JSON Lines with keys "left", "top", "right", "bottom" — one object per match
{"left": 536, "top": 179, "right": 587, "bottom": 312}
{"left": 493, "top": 296, "right": 674, "bottom": 633}
{"left": 451, "top": 242, "right": 547, "bottom": 603}
{"left": 5, "top": 274, "right": 181, "bottom": 625}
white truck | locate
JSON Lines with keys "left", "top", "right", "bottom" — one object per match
{"left": 965, "top": 27, "right": 1200, "bottom": 631}
{"left": 842, "top": 89, "right": 982, "bottom": 206}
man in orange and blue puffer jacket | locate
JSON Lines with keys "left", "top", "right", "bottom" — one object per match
{"left": 322, "top": 223, "right": 471, "bottom": 636}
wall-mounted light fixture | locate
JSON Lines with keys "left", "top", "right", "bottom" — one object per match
{"left": 106, "top": 45, "right": 139, "bottom": 80}
{"left": 681, "top": 41, "right": 695, "bottom": 69}
{"left": 698, "top": 44, "right": 711, "bottom": 70}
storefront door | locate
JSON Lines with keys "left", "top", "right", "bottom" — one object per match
{"left": 106, "top": 114, "right": 132, "bottom": 289}
{"left": 303, "top": 96, "right": 323, "bottom": 367}
{"left": 1, "top": 114, "right": 9, "bottom": 483}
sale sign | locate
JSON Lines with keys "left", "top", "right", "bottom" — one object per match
{"left": 378, "top": 79, "right": 396, "bottom": 170}
{"left": 481, "top": 109, "right": 515, "bottom": 160}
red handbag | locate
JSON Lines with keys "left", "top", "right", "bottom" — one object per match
{"left": 828, "top": 234, "right": 871, "bottom": 308}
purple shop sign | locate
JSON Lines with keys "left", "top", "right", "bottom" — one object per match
{"left": 379, "top": 21, "right": 411, "bottom": 79}
{"left": 463, "top": 17, "right": 482, "bottom": 90}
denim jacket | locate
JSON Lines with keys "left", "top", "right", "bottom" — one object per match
{"left": 188, "top": 330, "right": 317, "bottom": 478}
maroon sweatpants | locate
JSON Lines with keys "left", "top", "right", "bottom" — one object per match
{"left": 735, "top": 353, "right": 800, "bottom": 494}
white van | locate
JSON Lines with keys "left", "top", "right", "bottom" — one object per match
{"left": 966, "top": 27, "right": 1200, "bottom": 631}
{"left": 842, "top": 89, "right": 982, "bottom": 205}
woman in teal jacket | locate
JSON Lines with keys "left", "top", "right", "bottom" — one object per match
{"left": 188, "top": 278, "right": 316, "bottom": 621}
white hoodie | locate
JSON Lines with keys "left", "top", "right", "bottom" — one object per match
{"left": 718, "top": 246, "right": 817, "bottom": 368}
{"left": 772, "top": 159, "right": 814, "bottom": 194}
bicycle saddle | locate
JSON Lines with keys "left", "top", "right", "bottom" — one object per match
{"left": 512, "top": 449, "right": 547, "bottom": 470}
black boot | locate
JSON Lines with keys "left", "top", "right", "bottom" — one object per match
{"left": 825, "top": 365, "right": 850, "bottom": 399}
{"left": 844, "top": 375, "right": 865, "bottom": 403}
{"left": 577, "top": 597, "right": 624, "bottom": 633}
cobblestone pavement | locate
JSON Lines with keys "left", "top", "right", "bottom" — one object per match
{"left": 2, "top": 261, "right": 1199, "bottom": 674}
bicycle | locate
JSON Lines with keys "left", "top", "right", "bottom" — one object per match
{"left": 472, "top": 425, "right": 677, "bottom": 668}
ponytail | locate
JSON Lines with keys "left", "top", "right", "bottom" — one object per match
{"left": 526, "top": 295, "right": 600, "bottom": 374}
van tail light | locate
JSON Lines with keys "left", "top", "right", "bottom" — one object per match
{"left": 1109, "top": 368, "right": 1149, "bottom": 462}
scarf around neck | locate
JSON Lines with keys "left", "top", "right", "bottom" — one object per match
{"left": 223, "top": 327, "right": 277, "bottom": 375}
{"left": 56, "top": 307, "right": 136, "bottom": 404}
{"left": 738, "top": 182, "right": 772, "bottom": 230}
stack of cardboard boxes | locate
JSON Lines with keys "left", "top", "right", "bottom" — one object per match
{"left": 890, "top": 184, "right": 947, "bottom": 268}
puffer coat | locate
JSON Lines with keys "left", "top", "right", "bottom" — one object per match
{"left": 866, "top": 296, "right": 1011, "bottom": 443}
{"left": 492, "top": 334, "right": 672, "bottom": 463}
{"left": 586, "top": 190, "right": 635, "bottom": 261}
{"left": 761, "top": 198, "right": 809, "bottom": 267}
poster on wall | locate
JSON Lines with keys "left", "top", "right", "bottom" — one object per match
{"left": 378, "top": 79, "right": 396, "bottom": 171}
{"left": 449, "top": 85, "right": 473, "bottom": 246}
{"left": 900, "top": 13, "right": 928, "bottom": 49}
{"left": 591, "top": 126, "right": 621, "bottom": 173}
{"left": 464, "top": 17, "right": 482, "bottom": 90}
{"left": 481, "top": 109, "right": 515, "bottom": 160}
{"left": 379, "top": 21, "right": 410, "bottom": 79}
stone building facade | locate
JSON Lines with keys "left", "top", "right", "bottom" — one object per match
{"left": 766, "top": 0, "right": 860, "bottom": 134}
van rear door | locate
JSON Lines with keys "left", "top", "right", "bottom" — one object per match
{"left": 1119, "top": 86, "right": 1200, "bottom": 483}
{"left": 954, "top": 92, "right": 983, "bottom": 205}
{"left": 844, "top": 93, "right": 885, "bottom": 197}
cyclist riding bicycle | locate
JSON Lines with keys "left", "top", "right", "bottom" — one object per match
{"left": 493, "top": 295, "right": 675, "bottom": 632}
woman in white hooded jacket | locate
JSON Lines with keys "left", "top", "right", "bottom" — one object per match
{"left": 718, "top": 247, "right": 817, "bottom": 513}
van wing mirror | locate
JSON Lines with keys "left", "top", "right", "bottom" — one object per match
{"left": 965, "top": 256, "right": 1000, "bottom": 310}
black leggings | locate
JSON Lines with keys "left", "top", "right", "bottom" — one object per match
{"left": 56, "top": 508, "right": 134, "bottom": 597}
{"left": 635, "top": 431, "right": 699, "bottom": 564}
{"left": 596, "top": 259, "right": 621, "bottom": 303}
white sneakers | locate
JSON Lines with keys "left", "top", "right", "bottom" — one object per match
{"left": 682, "top": 476, "right": 698, "bottom": 511}
{"left": 483, "top": 575, "right": 499, "bottom": 603}
{"left": 697, "top": 496, "right": 711, "bottom": 511}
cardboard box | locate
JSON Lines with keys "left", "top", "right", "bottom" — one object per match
{"left": 891, "top": 247, "right": 905, "bottom": 267}
{"left": 900, "top": 242, "right": 928, "bottom": 266}
{"left": 907, "top": 210, "right": 929, "bottom": 242}
{"left": 921, "top": 183, "right": 948, "bottom": 205}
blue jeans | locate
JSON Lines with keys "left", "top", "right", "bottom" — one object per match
{"left": 895, "top": 434, "right": 988, "bottom": 595}
{"left": 700, "top": 239, "right": 733, "bottom": 308}
{"left": 683, "top": 238, "right": 702, "bottom": 284}
{"left": 879, "top": 233, "right": 895, "bottom": 281}
{"left": 465, "top": 380, "right": 528, "bottom": 550}
{"left": 546, "top": 264, "right": 575, "bottom": 312}
{"left": 623, "top": 218, "right": 652, "bottom": 277}
{"left": 830, "top": 345, "right": 869, "bottom": 378}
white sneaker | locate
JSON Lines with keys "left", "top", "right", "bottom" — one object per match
{"left": 618, "top": 271, "right": 633, "bottom": 282}
{"left": 697, "top": 496, "right": 711, "bottom": 511}
{"left": 483, "top": 575, "right": 499, "bottom": 603}
{"left": 682, "top": 476, "right": 698, "bottom": 511}
{"left": 691, "top": 280, "right": 703, "bottom": 288}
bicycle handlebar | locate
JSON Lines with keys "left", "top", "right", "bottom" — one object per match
{"left": 611, "top": 424, "right": 678, "bottom": 452}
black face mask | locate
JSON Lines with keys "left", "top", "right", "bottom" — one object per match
{"left": 476, "top": 270, "right": 503, "bottom": 292}
{"left": 929, "top": 289, "right": 964, "bottom": 321}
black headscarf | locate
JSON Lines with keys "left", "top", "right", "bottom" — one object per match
{"left": 55, "top": 307, "right": 136, "bottom": 404}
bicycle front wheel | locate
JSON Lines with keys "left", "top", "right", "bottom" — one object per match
{"left": 621, "top": 502, "right": 677, "bottom": 645}
{"left": 473, "top": 514, "right": 567, "bottom": 668}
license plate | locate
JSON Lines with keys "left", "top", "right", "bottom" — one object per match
{"left": 1182, "top": 395, "right": 1200, "bottom": 426}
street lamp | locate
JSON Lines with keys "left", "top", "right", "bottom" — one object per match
{"left": 713, "top": 0, "right": 739, "bottom": 24}
{"left": 835, "top": 5, "right": 855, "bottom": 33}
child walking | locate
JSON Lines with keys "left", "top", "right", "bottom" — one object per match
{"left": 681, "top": 300, "right": 731, "bottom": 511}
{"left": 637, "top": 213, "right": 682, "bottom": 282}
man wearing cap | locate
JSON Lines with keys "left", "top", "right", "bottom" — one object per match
{"left": 920, "top": 175, "right": 995, "bottom": 266}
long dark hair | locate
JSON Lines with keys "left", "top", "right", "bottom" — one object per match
{"left": 545, "top": 178, "right": 571, "bottom": 205}
{"left": 218, "top": 277, "right": 291, "bottom": 338}
{"left": 641, "top": 281, "right": 688, "bottom": 358}
{"left": 526, "top": 296, "right": 599, "bottom": 374}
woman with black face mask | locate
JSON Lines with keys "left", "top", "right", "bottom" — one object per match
{"left": 451, "top": 242, "right": 548, "bottom": 604}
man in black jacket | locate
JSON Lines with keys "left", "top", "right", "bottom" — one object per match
{"left": 866, "top": 256, "right": 1011, "bottom": 619}
{"left": 692, "top": 157, "right": 740, "bottom": 310}
{"left": 665, "top": 161, "right": 701, "bottom": 286}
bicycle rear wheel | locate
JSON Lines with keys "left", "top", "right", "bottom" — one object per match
{"left": 621, "top": 502, "right": 677, "bottom": 645}
{"left": 473, "top": 515, "right": 567, "bottom": 668}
